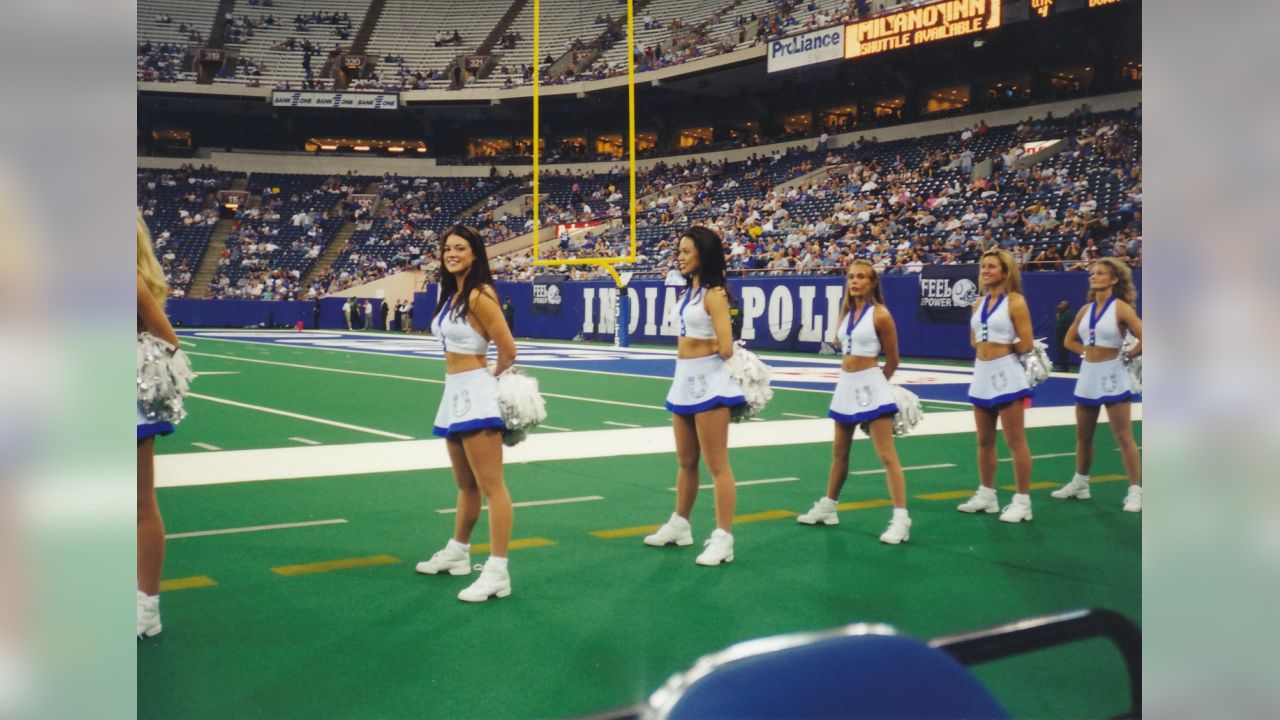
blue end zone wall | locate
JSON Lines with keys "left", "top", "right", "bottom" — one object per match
{"left": 168, "top": 297, "right": 388, "bottom": 330}
{"left": 167, "top": 271, "right": 1140, "bottom": 362}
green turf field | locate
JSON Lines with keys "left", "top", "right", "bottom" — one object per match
{"left": 140, "top": 337, "right": 1141, "bottom": 719}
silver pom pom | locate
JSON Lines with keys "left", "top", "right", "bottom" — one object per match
{"left": 723, "top": 343, "right": 773, "bottom": 423}
{"left": 137, "top": 333, "right": 195, "bottom": 424}
{"left": 1121, "top": 333, "right": 1142, "bottom": 394}
{"left": 888, "top": 384, "right": 923, "bottom": 436}
{"left": 1018, "top": 338, "right": 1052, "bottom": 388}
{"left": 858, "top": 384, "right": 923, "bottom": 437}
{"left": 492, "top": 365, "right": 548, "bottom": 447}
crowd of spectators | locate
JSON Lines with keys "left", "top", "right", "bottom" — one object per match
{"left": 137, "top": 40, "right": 191, "bottom": 83}
{"left": 138, "top": 2, "right": 963, "bottom": 92}
{"left": 620, "top": 106, "right": 1141, "bottom": 280}
{"left": 209, "top": 174, "right": 360, "bottom": 300}
{"left": 138, "top": 165, "right": 244, "bottom": 296}
{"left": 139, "top": 105, "right": 1140, "bottom": 297}
{"left": 176, "top": 1, "right": 909, "bottom": 91}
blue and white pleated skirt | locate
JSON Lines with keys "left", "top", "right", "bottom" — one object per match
{"left": 136, "top": 404, "right": 174, "bottom": 441}
{"left": 828, "top": 367, "right": 898, "bottom": 425}
{"left": 665, "top": 354, "right": 747, "bottom": 415}
{"left": 433, "top": 368, "right": 505, "bottom": 437}
{"left": 968, "top": 354, "right": 1032, "bottom": 408}
{"left": 1074, "top": 357, "right": 1137, "bottom": 405}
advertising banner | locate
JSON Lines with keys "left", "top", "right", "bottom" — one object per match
{"left": 270, "top": 91, "right": 399, "bottom": 110}
{"left": 767, "top": 26, "right": 846, "bottom": 73}
{"left": 532, "top": 275, "right": 566, "bottom": 316}
{"left": 916, "top": 265, "right": 980, "bottom": 324}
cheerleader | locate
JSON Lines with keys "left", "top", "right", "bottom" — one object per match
{"left": 1051, "top": 258, "right": 1143, "bottom": 511}
{"left": 797, "top": 260, "right": 911, "bottom": 543}
{"left": 137, "top": 214, "right": 180, "bottom": 638}
{"left": 957, "top": 249, "right": 1037, "bottom": 522}
{"left": 643, "top": 226, "right": 746, "bottom": 566}
{"left": 415, "top": 225, "right": 519, "bottom": 601}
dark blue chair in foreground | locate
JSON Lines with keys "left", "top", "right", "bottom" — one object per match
{"left": 639, "top": 608, "right": 1141, "bottom": 720}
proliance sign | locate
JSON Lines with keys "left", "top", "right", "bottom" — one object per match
{"left": 270, "top": 91, "right": 399, "bottom": 110}
{"left": 845, "top": 0, "right": 1001, "bottom": 59}
{"left": 767, "top": 26, "right": 846, "bottom": 73}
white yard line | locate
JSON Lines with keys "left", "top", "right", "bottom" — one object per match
{"left": 672, "top": 477, "right": 801, "bottom": 491}
{"left": 187, "top": 392, "right": 413, "bottom": 440}
{"left": 999, "top": 451, "right": 1076, "bottom": 462}
{"left": 435, "top": 496, "right": 604, "bottom": 514}
{"left": 167, "top": 518, "right": 348, "bottom": 539}
{"left": 850, "top": 463, "right": 957, "bottom": 475}
{"left": 185, "top": 351, "right": 667, "bottom": 411}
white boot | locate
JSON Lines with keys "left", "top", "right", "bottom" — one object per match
{"left": 1051, "top": 474, "right": 1091, "bottom": 500}
{"left": 415, "top": 539, "right": 472, "bottom": 575}
{"left": 797, "top": 497, "right": 839, "bottom": 526}
{"left": 137, "top": 591, "right": 161, "bottom": 639}
{"left": 457, "top": 559, "right": 511, "bottom": 602}
{"left": 695, "top": 529, "right": 734, "bottom": 566}
{"left": 1122, "top": 485, "right": 1142, "bottom": 513}
{"left": 957, "top": 486, "right": 999, "bottom": 514}
{"left": 999, "top": 493, "right": 1034, "bottom": 523}
{"left": 643, "top": 512, "right": 693, "bottom": 547}
{"left": 879, "top": 511, "right": 911, "bottom": 544}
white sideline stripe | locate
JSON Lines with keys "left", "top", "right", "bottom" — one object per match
{"left": 603, "top": 421, "right": 642, "bottom": 428}
{"left": 194, "top": 371, "right": 240, "bottom": 376}
{"left": 167, "top": 518, "right": 348, "bottom": 539}
{"left": 436, "top": 495, "right": 604, "bottom": 514}
{"left": 289, "top": 437, "right": 322, "bottom": 446}
{"left": 917, "top": 398, "right": 974, "bottom": 406}
{"left": 187, "top": 392, "right": 413, "bottom": 440}
{"left": 156, "top": 404, "right": 1140, "bottom": 488}
{"left": 537, "top": 425, "right": 572, "bottom": 432}
{"left": 850, "top": 463, "right": 956, "bottom": 476}
{"left": 190, "top": 442, "right": 222, "bottom": 451}
{"left": 782, "top": 413, "right": 820, "bottom": 419}
{"left": 999, "top": 451, "right": 1076, "bottom": 462}
{"left": 671, "top": 477, "right": 800, "bottom": 491}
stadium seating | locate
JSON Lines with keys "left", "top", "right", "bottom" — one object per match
{"left": 136, "top": 0, "right": 223, "bottom": 82}
{"left": 220, "top": 0, "right": 372, "bottom": 89}
{"left": 138, "top": 106, "right": 1141, "bottom": 294}
{"left": 137, "top": 0, "right": 918, "bottom": 89}
{"left": 138, "top": 167, "right": 245, "bottom": 296}
{"left": 363, "top": 0, "right": 513, "bottom": 90}
{"left": 209, "top": 173, "right": 373, "bottom": 299}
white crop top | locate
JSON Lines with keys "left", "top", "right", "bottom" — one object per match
{"left": 1083, "top": 296, "right": 1122, "bottom": 349}
{"left": 836, "top": 303, "right": 880, "bottom": 357}
{"left": 431, "top": 293, "right": 490, "bottom": 355}
{"left": 677, "top": 286, "right": 716, "bottom": 340}
{"left": 970, "top": 293, "right": 1016, "bottom": 344}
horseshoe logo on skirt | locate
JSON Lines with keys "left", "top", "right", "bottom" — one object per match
{"left": 687, "top": 374, "right": 709, "bottom": 399}
{"left": 453, "top": 389, "right": 472, "bottom": 417}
